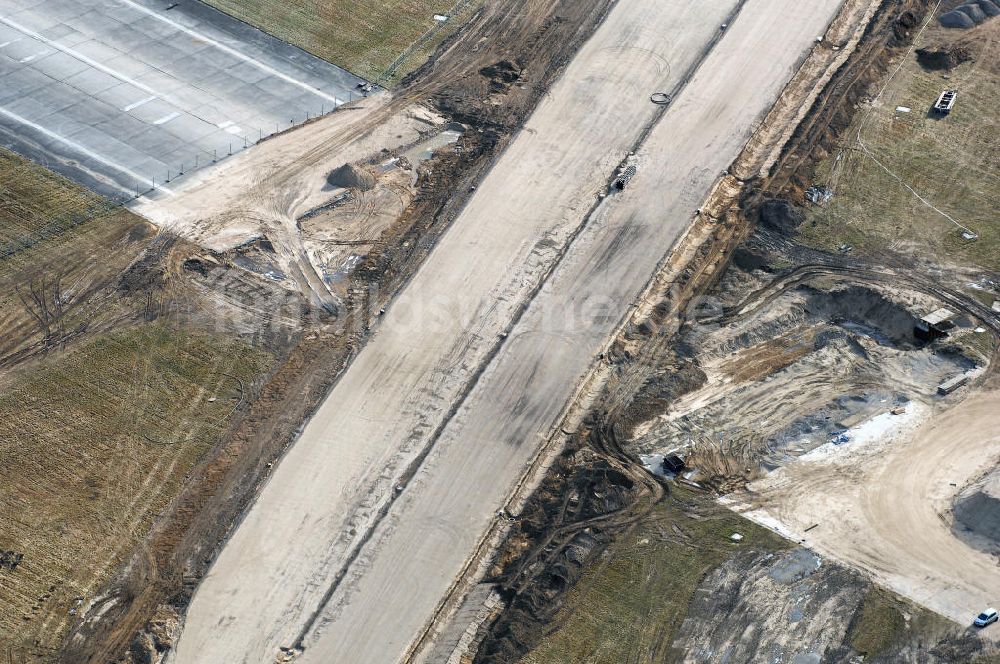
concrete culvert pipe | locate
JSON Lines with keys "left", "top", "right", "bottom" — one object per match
{"left": 650, "top": 92, "right": 672, "bottom": 105}
{"left": 940, "top": 10, "right": 976, "bottom": 27}
{"left": 976, "top": 0, "right": 1000, "bottom": 17}
{"left": 957, "top": 3, "right": 988, "bottom": 23}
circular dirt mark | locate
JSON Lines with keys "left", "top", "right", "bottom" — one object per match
{"left": 579, "top": 46, "right": 671, "bottom": 94}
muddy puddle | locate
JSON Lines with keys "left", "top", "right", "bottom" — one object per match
{"left": 322, "top": 253, "right": 363, "bottom": 287}
{"left": 397, "top": 123, "right": 465, "bottom": 184}
{"left": 233, "top": 254, "right": 286, "bottom": 282}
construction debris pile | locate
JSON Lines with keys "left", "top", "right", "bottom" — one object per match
{"left": 1, "top": 550, "right": 24, "bottom": 571}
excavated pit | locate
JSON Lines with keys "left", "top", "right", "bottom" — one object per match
{"left": 954, "top": 469, "right": 1000, "bottom": 549}
{"left": 801, "top": 285, "right": 923, "bottom": 347}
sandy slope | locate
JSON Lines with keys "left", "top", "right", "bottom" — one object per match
{"left": 737, "top": 390, "right": 1000, "bottom": 630}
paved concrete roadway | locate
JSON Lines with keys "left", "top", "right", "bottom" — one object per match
{"left": 0, "top": 0, "right": 364, "bottom": 200}
{"left": 171, "top": 0, "right": 845, "bottom": 662}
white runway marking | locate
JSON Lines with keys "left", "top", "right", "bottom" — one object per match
{"left": 0, "top": 15, "right": 166, "bottom": 101}
{"left": 20, "top": 50, "right": 46, "bottom": 62}
{"left": 0, "top": 104, "right": 174, "bottom": 196}
{"left": 152, "top": 111, "right": 180, "bottom": 125}
{"left": 123, "top": 95, "right": 157, "bottom": 111}
{"left": 0, "top": 15, "right": 226, "bottom": 133}
{"left": 216, "top": 120, "right": 243, "bottom": 134}
{"left": 115, "top": 0, "right": 346, "bottom": 105}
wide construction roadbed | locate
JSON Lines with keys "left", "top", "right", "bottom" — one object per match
{"left": 170, "top": 0, "right": 845, "bottom": 662}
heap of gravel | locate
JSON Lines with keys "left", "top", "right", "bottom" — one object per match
{"left": 977, "top": 0, "right": 1000, "bottom": 16}
{"left": 327, "top": 163, "right": 376, "bottom": 190}
{"left": 940, "top": 9, "right": 976, "bottom": 27}
{"left": 958, "top": 2, "right": 989, "bottom": 22}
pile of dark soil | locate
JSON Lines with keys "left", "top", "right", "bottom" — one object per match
{"left": 621, "top": 362, "right": 707, "bottom": 434}
{"left": 758, "top": 198, "right": 805, "bottom": 233}
{"left": 916, "top": 43, "right": 974, "bottom": 69}
{"left": 480, "top": 60, "right": 523, "bottom": 93}
{"left": 118, "top": 235, "right": 177, "bottom": 296}
{"left": 0, "top": 550, "right": 24, "bottom": 571}
{"left": 954, "top": 471, "right": 1000, "bottom": 544}
{"left": 941, "top": 1, "right": 1000, "bottom": 27}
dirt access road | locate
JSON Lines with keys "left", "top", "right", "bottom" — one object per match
{"left": 735, "top": 390, "right": 1000, "bottom": 631}
{"left": 169, "top": 0, "right": 846, "bottom": 662}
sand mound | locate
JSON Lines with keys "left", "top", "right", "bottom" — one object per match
{"left": 955, "top": 472, "right": 1000, "bottom": 543}
{"left": 941, "top": 10, "right": 976, "bottom": 27}
{"left": 327, "top": 163, "right": 376, "bottom": 190}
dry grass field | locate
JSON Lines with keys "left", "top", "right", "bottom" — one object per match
{"left": 0, "top": 150, "right": 121, "bottom": 257}
{"left": 0, "top": 326, "right": 270, "bottom": 656}
{"left": 0, "top": 148, "right": 153, "bottom": 371}
{"left": 798, "top": 20, "right": 1000, "bottom": 270}
{"left": 204, "top": 0, "right": 469, "bottom": 82}
{"left": 0, "top": 148, "right": 275, "bottom": 659}
{"left": 521, "top": 489, "right": 788, "bottom": 664}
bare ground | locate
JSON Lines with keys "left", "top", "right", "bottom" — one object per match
{"left": 459, "top": 0, "right": 1000, "bottom": 661}
{"left": 0, "top": 148, "right": 289, "bottom": 662}
{"left": 7, "top": 0, "right": 997, "bottom": 662}
{"left": 732, "top": 388, "right": 1000, "bottom": 630}
{"left": 57, "top": 0, "right": 633, "bottom": 660}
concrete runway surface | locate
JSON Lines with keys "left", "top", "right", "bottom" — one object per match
{"left": 171, "top": 0, "right": 845, "bottom": 662}
{"left": 0, "top": 0, "right": 364, "bottom": 200}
